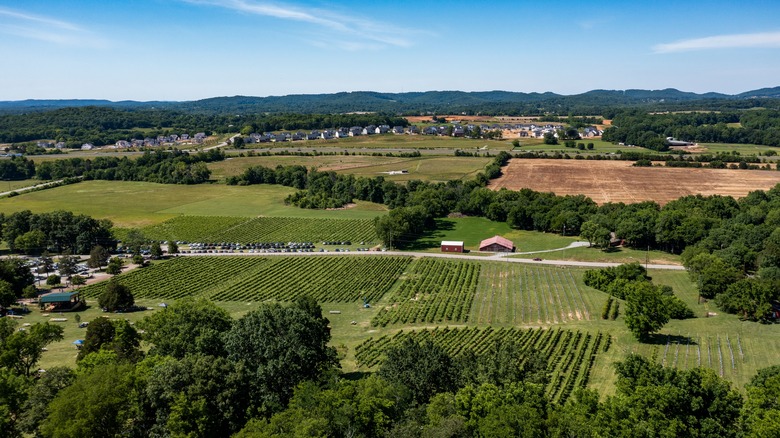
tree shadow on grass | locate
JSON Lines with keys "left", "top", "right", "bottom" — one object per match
{"left": 404, "top": 219, "right": 456, "bottom": 251}
{"left": 642, "top": 333, "right": 697, "bottom": 346}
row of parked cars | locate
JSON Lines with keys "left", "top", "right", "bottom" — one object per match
{"left": 188, "top": 241, "right": 317, "bottom": 251}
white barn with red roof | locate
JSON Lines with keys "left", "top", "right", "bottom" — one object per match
{"left": 479, "top": 235, "right": 515, "bottom": 252}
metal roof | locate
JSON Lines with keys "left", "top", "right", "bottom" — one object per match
{"left": 479, "top": 235, "right": 514, "bottom": 250}
{"left": 39, "top": 292, "right": 79, "bottom": 303}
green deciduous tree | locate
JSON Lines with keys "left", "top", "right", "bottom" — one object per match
{"left": 144, "top": 355, "right": 250, "bottom": 437}
{"left": 224, "top": 301, "right": 338, "bottom": 415}
{"left": 742, "top": 366, "right": 780, "bottom": 437}
{"left": 686, "top": 253, "right": 743, "bottom": 299}
{"left": 623, "top": 281, "right": 670, "bottom": 341}
{"left": 97, "top": 281, "right": 134, "bottom": 312}
{"left": 599, "top": 354, "right": 743, "bottom": 437}
{"left": 18, "top": 367, "right": 75, "bottom": 436}
{"left": 40, "top": 364, "right": 135, "bottom": 438}
{"left": 87, "top": 245, "right": 110, "bottom": 270}
{"left": 380, "top": 337, "right": 457, "bottom": 405}
{"left": 715, "top": 278, "right": 777, "bottom": 322}
{"left": 138, "top": 298, "right": 232, "bottom": 359}
{"left": 0, "top": 368, "right": 31, "bottom": 438}
{"left": 13, "top": 230, "right": 47, "bottom": 255}
{"left": 0, "top": 323, "right": 64, "bottom": 376}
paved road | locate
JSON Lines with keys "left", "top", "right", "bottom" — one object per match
{"left": 202, "top": 134, "right": 241, "bottom": 151}
{"left": 174, "top": 248, "right": 685, "bottom": 270}
{"left": 0, "top": 178, "right": 80, "bottom": 198}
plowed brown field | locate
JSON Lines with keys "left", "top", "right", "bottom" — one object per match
{"left": 489, "top": 159, "right": 780, "bottom": 205}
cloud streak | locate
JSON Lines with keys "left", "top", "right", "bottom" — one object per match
{"left": 0, "top": 7, "right": 107, "bottom": 48}
{"left": 183, "top": 0, "right": 422, "bottom": 49}
{"left": 653, "top": 31, "right": 780, "bottom": 53}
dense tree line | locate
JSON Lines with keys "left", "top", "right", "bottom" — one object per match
{"left": 603, "top": 109, "right": 780, "bottom": 150}
{"left": 3, "top": 295, "right": 778, "bottom": 437}
{"left": 33, "top": 149, "right": 224, "bottom": 184}
{"left": 0, "top": 210, "right": 115, "bottom": 255}
{"left": 0, "top": 156, "right": 36, "bottom": 180}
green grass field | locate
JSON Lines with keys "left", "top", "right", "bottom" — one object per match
{"left": 409, "top": 217, "right": 579, "bottom": 252}
{"left": 513, "top": 245, "right": 682, "bottom": 265}
{"left": 511, "top": 138, "right": 655, "bottom": 155}
{"left": 0, "top": 178, "right": 50, "bottom": 192}
{"left": 0, "top": 180, "right": 388, "bottom": 227}
{"left": 696, "top": 142, "right": 780, "bottom": 156}
{"left": 209, "top": 155, "right": 492, "bottom": 183}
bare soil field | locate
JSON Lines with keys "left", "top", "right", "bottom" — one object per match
{"left": 489, "top": 159, "right": 780, "bottom": 205}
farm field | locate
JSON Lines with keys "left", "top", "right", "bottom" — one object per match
{"left": 469, "top": 263, "right": 598, "bottom": 325}
{"left": 372, "top": 258, "right": 481, "bottom": 326}
{"left": 209, "top": 154, "right": 492, "bottom": 182}
{"left": 140, "top": 215, "right": 378, "bottom": 243}
{"left": 79, "top": 255, "right": 412, "bottom": 303}
{"left": 512, "top": 138, "right": 653, "bottom": 155}
{"left": 489, "top": 158, "right": 780, "bottom": 205}
{"left": 696, "top": 142, "right": 780, "bottom": 155}
{"left": 0, "top": 180, "right": 388, "bottom": 227}
{"left": 354, "top": 326, "right": 608, "bottom": 404}
{"left": 18, "top": 255, "right": 780, "bottom": 393}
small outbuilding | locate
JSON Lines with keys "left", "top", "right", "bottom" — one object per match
{"left": 441, "top": 241, "right": 465, "bottom": 253}
{"left": 39, "top": 291, "right": 82, "bottom": 312}
{"left": 479, "top": 235, "right": 515, "bottom": 252}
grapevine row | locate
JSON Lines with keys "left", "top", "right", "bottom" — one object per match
{"left": 354, "top": 327, "right": 607, "bottom": 403}
{"left": 371, "top": 258, "right": 480, "bottom": 326}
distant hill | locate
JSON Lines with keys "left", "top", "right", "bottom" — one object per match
{"left": 1, "top": 87, "right": 779, "bottom": 115}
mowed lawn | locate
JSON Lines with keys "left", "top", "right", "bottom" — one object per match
{"left": 411, "top": 217, "right": 579, "bottom": 252}
{"left": 0, "top": 180, "right": 387, "bottom": 227}
{"left": 209, "top": 155, "right": 492, "bottom": 183}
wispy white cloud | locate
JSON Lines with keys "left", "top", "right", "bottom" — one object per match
{"left": 653, "top": 31, "right": 780, "bottom": 53}
{"left": 0, "top": 7, "right": 108, "bottom": 48}
{"left": 183, "top": 0, "right": 424, "bottom": 49}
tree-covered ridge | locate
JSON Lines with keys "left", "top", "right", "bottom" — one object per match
{"left": 2, "top": 87, "right": 780, "bottom": 115}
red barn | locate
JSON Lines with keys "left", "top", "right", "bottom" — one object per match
{"left": 479, "top": 235, "right": 514, "bottom": 252}
{"left": 441, "top": 241, "right": 464, "bottom": 253}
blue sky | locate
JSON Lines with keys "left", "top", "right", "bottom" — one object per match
{"left": 1, "top": 0, "right": 779, "bottom": 101}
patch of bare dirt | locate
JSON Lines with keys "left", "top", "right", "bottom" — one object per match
{"left": 489, "top": 159, "right": 780, "bottom": 205}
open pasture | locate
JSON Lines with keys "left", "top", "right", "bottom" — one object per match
{"left": 79, "top": 255, "right": 412, "bottom": 303}
{"left": 489, "top": 158, "right": 780, "bottom": 205}
{"left": 141, "top": 215, "right": 378, "bottom": 243}
{"left": 0, "top": 180, "right": 387, "bottom": 227}
{"left": 209, "top": 154, "right": 492, "bottom": 182}
{"left": 696, "top": 142, "right": 779, "bottom": 156}
{"left": 512, "top": 138, "right": 652, "bottom": 155}
{"left": 354, "top": 326, "right": 608, "bottom": 404}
